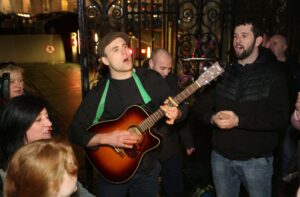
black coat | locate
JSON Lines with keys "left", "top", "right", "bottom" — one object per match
{"left": 193, "top": 48, "right": 290, "bottom": 160}
{"left": 157, "top": 73, "right": 194, "bottom": 160}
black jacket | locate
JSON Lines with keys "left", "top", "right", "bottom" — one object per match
{"left": 193, "top": 48, "right": 290, "bottom": 160}
{"left": 158, "top": 73, "right": 194, "bottom": 160}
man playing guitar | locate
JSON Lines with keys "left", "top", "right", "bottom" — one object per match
{"left": 68, "top": 32, "right": 183, "bottom": 197}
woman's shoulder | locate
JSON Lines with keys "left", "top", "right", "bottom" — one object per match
{"left": 75, "top": 181, "right": 95, "bottom": 197}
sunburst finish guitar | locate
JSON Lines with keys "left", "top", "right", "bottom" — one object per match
{"left": 86, "top": 62, "right": 224, "bottom": 183}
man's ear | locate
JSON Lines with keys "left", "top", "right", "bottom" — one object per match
{"left": 283, "top": 43, "right": 288, "bottom": 52}
{"left": 101, "top": 56, "right": 110, "bottom": 66}
{"left": 255, "top": 36, "right": 263, "bottom": 47}
{"left": 149, "top": 59, "right": 154, "bottom": 69}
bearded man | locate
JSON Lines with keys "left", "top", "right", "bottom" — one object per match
{"left": 192, "top": 19, "right": 289, "bottom": 197}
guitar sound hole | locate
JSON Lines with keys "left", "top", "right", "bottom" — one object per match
{"left": 124, "top": 144, "right": 142, "bottom": 158}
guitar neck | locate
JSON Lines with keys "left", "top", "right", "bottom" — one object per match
{"left": 139, "top": 82, "right": 200, "bottom": 131}
{"left": 173, "top": 82, "right": 199, "bottom": 105}
{"left": 139, "top": 61, "right": 223, "bottom": 132}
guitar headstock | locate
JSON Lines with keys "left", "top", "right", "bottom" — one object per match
{"left": 195, "top": 62, "right": 224, "bottom": 87}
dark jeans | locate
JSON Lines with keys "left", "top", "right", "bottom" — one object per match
{"left": 211, "top": 150, "right": 273, "bottom": 197}
{"left": 95, "top": 162, "right": 161, "bottom": 197}
{"left": 160, "top": 154, "right": 183, "bottom": 197}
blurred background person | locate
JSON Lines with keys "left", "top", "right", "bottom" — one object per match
{"left": 291, "top": 92, "right": 300, "bottom": 197}
{"left": 262, "top": 32, "right": 270, "bottom": 48}
{"left": 268, "top": 34, "right": 300, "bottom": 91}
{"left": 269, "top": 34, "right": 300, "bottom": 178}
{"left": 0, "top": 62, "right": 25, "bottom": 103}
{"left": 291, "top": 92, "right": 300, "bottom": 130}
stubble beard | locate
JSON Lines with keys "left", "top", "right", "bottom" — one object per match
{"left": 234, "top": 41, "right": 256, "bottom": 60}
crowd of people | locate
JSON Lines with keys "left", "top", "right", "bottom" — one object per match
{"left": 0, "top": 17, "right": 300, "bottom": 197}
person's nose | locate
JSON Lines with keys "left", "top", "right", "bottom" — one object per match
{"left": 45, "top": 118, "right": 53, "bottom": 127}
{"left": 162, "top": 70, "right": 169, "bottom": 78}
{"left": 235, "top": 35, "right": 242, "bottom": 44}
{"left": 122, "top": 47, "right": 130, "bottom": 55}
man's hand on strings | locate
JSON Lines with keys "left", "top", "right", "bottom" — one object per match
{"left": 160, "top": 99, "right": 182, "bottom": 125}
{"left": 99, "top": 130, "right": 140, "bottom": 148}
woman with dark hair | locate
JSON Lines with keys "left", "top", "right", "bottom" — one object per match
{"left": 0, "top": 95, "right": 95, "bottom": 197}
{"left": 0, "top": 95, "right": 52, "bottom": 166}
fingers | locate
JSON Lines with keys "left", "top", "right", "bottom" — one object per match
{"left": 186, "top": 148, "right": 195, "bottom": 155}
{"left": 121, "top": 132, "right": 139, "bottom": 144}
{"left": 160, "top": 104, "right": 179, "bottom": 125}
{"left": 105, "top": 131, "right": 140, "bottom": 148}
{"left": 165, "top": 118, "right": 175, "bottom": 125}
{"left": 160, "top": 104, "right": 169, "bottom": 113}
{"left": 215, "top": 121, "right": 233, "bottom": 129}
{"left": 215, "top": 120, "right": 236, "bottom": 129}
{"left": 215, "top": 111, "right": 234, "bottom": 119}
{"left": 120, "top": 143, "right": 134, "bottom": 148}
{"left": 214, "top": 111, "right": 238, "bottom": 129}
{"left": 163, "top": 99, "right": 169, "bottom": 105}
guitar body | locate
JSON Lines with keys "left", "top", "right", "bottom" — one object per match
{"left": 86, "top": 105, "right": 161, "bottom": 184}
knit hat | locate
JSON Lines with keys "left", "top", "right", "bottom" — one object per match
{"left": 98, "top": 32, "right": 129, "bottom": 57}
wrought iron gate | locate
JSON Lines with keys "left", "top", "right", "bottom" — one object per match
{"left": 77, "top": 0, "right": 293, "bottom": 94}
{"left": 77, "top": 0, "right": 227, "bottom": 94}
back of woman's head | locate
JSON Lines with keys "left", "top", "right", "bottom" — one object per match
{"left": 4, "top": 138, "right": 78, "bottom": 197}
{"left": 0, "top": 95, "right": 48, "bottom": 161}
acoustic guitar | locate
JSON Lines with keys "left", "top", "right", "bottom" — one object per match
{"left": 86, "top": 62, "right": 224, "bottom": 183}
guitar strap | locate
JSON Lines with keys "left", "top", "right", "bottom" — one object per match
{"left": 92, "top": 70, "right": 152, "bottom": 124}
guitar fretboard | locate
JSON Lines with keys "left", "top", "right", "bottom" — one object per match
{"left": 138, "top": 62, "right": 223, "bottom": 132}
{"left": 138, "top": 81, "right": 200, "bottom": 131}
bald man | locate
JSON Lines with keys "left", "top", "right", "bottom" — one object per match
{"left": 149, "top": 48, "right": 195, "bottom": 197}
{"left": 269, "top": 34, "right": 300, "bottom": 178}
{"left": 268, "top": 34, "right": 288, "bottom": 62}
{"left": 269, "top": 34, "right": 300, "bottom": 94}
{"left": 149, "top": 49, "right": 173, "bottom": 78}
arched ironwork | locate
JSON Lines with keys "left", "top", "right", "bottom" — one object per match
{"left": 78, "top": 0, "right": 225, "bottom": 90}
{"left": 177, "top": 0, "right": 223, "bottom": 86}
